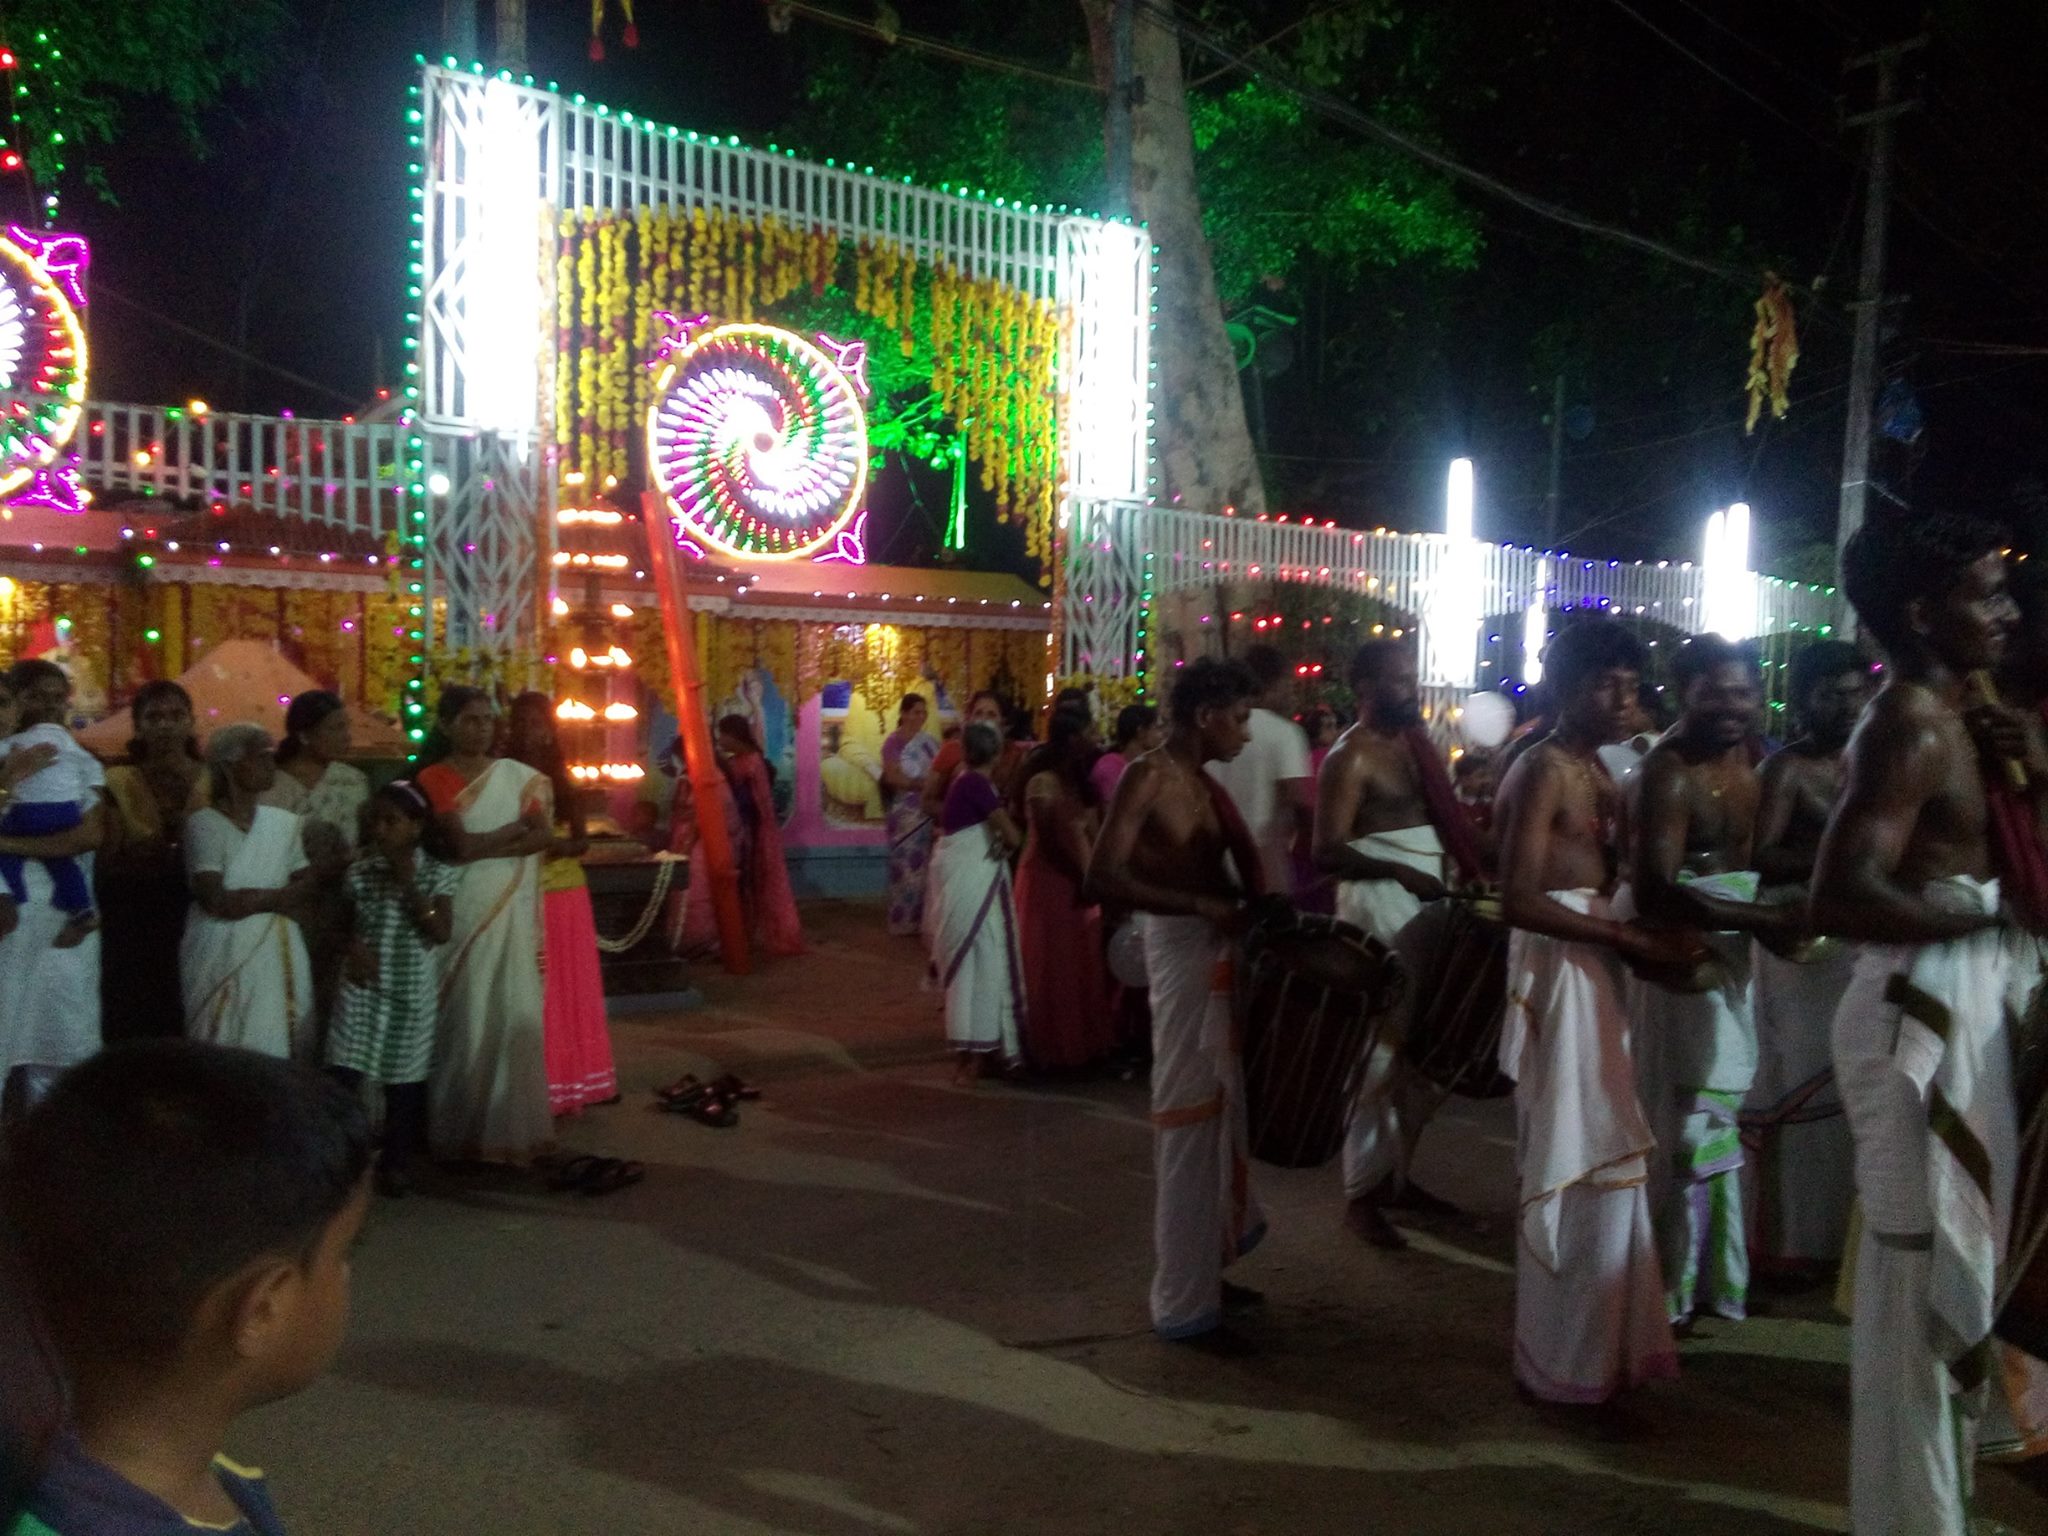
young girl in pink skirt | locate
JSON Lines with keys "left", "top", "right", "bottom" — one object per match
{"left": 507, "top": 692, "right": 618, "bottom": 1115}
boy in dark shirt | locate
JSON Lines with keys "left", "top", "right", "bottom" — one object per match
{"left": 3, "top": 1041, "right": 371, "bottom": 1535}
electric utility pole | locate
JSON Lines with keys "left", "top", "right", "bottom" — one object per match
{"left": 444, "top": 0, "right": 479, "bottom": 62}
{"left": 495, "top": 0, "right": 527, "bottom": 72}
{"left": 1105, "top": 0, "right": 1136, "bottom": 219}
{"left": 1835, "top": 36, "right": 1924, "bottom": 570}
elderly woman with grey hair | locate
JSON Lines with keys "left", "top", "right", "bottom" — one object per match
{"left": 179, "top": 724, "right": 315, "bottom": 1057}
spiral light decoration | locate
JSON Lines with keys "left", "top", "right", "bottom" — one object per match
{"left": 0, "top": 227, "right": 88, "bottom": 501}
{"left": 647, "top": 322, "right": 868, "bottom": 562}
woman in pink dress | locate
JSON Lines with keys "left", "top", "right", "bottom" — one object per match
{"left": 1011, "top": 703, "right": 1115, "bottom": 1071}
{"left": 716, "top": 714, "right": 804, "bottom": 957}
{"left": 507, "top": 692, "right": 618, "bottom": 1115}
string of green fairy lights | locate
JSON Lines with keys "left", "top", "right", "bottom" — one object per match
{"left": 0, "top": 30, "right": 67, "bottom": 227}
{"left": 400, "top": 75, "right": 428, "bottom": 751}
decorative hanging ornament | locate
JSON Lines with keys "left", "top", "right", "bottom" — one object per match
{"left": 1743, "top": 271, "right": 1799, "bottom": 435}
{"left": 589, "top": 0, "right": 639, "bottom": 60}
{"left": 0, "top": 224, "right": 87, "bottom": 510}
{"left": 646, "top": 319, "right": 869, "bottom": 563}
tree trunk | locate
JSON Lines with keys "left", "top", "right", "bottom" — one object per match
{"left": 1081, "top": 0, "right": 1266, "bottom": 517}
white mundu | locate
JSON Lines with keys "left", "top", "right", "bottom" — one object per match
{"left": 1501, "top": 891, "right": 1676, "bottom": 1404}
{"left": 1833, "top": 876, "right": 2018, "bottom": 1536}
{"left": 1743, "top": 924, "right": 1858, "bottom": 1269}
{"left": 1619, "top": 871, "right": 1760, "bottom": 1326}
{"left": 1138, "top": 912, "right": 1267, "bottom": 1339}
{"left": 1335, "top": 824, "right": 1446, "bottom": 1200}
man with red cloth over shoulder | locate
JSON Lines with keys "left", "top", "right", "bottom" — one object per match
{"left": 1313, "top": 640, "right": 1491, "bottom": 1248}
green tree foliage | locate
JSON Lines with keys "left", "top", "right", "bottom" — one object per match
{"left": 774, "top": 3, "right": 1479, "bottom": 314}
{"left": 4, "top": 0, "right": 293, "bottom": 191}
{"left": 1189, "top": 78, "right": 1477, "bottom": 302}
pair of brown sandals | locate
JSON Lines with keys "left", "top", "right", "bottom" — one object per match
{"left": 654, "top": 1073, "right": 760, "bottom": 1127}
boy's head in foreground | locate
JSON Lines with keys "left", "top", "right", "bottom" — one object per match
{"left": 4, "top": 1041, "right": 372, "bottom": 1418}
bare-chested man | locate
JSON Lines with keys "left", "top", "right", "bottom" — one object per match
{"left": 1495, "top": 616, "right": 1704, "bottom": 1404}
{"left": 1743, "top": 640, "right": 1870, "bottom": 1277}
{"left": 1087, "top": 658, "right": 1268, "bottom": 1345}
{"left": 1314, "top": 640, "right": 1487, "bottom": 1247}
{"left": 1625, "top": 637, "right": 1804, "bottom": 1327}
{"left": 1811, "top": 512, "right": 2023, "bottom": 1535}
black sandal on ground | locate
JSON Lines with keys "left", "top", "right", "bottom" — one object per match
{"left": 549, "top": 1154, "right": 607, "bottom": 1192}
{"left": 653, "top": 1074, "right": 703, "bottom": 1104}
{"left": 683, "top": 1089, "right": 739, "bottom": 1128}
{"left": 580, "top": 1158, "right": 645, "bottom": 1196}
{"left": 710, "top": 1073, "right": 761, "bottom": 1102}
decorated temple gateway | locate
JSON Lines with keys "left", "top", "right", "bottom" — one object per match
{"left": 0, "top": 60, "right": 1845, "bottom": 910}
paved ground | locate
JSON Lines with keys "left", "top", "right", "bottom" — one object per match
{"left": 241, "top": 901, "right": 2048, "bottom": 1534}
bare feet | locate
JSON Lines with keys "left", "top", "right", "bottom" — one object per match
{"left": 52, "top": 910, "right": 100, "bottom": 949}
{"left": 1344, "top": 1196, "right": 1408, "bottom": 1250}
{"left": 952, "top": 1053, "right": 982, "bottom": 1087}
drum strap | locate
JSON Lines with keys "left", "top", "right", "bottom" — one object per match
{"left": 1152, "top": 1092, "right": 1225, "bottom": 1130}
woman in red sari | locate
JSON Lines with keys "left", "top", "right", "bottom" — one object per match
{"left": 1011, "top": 703, "right": 1115, "bottom": 1070}
{"left": 717, "top": 714, "right": 804, "bottom": 957}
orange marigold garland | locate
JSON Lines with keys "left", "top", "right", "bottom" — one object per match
{"left": 1744, "top": 272, "right": 1800, "bottom": 434}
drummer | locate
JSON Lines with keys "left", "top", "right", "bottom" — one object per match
{"left": 1086, "top": 658, "right": 1270, "bottom": 1347}
{"left": 1743, "top": 641, "right": 1869, "bottom": 1280}
{"left": 1312, "top": 640, "right": 1489, "bottom": 1247}
{"left": 1624, "top": 635, "right": 1806, "bottom": 1329}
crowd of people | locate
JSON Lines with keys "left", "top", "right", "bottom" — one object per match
{"left": 5, "top": 511, "right": 2048, "bottom": 1534}
{"left": 873, "top": 683, "right": 1174, "bottom": 1081}
{"left": 1077, "top": 512, "right": 2048, "bottom": 1535}
{"left": 0, "top": 674, "right": 624, "bottom": 1195}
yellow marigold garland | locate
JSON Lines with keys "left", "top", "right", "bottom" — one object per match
{"left": 553, "top": 211, "right": 1063, "bottom": 579}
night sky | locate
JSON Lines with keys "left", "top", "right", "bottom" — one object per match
{"left": 44, "top": 0, "right": 2048, "bottom": 570}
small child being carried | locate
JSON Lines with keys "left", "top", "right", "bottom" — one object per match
{"left": 0, "top": 717, "right": 103, "bottom": 948}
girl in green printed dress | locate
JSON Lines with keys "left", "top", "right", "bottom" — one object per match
{"left": 326, "top": 781, "right": 456, "bottom": 1197}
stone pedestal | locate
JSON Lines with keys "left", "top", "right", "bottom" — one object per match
{"left": 583, "top": 847, "right": 695, "bottom": 1003}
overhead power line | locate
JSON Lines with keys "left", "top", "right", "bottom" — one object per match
{"left": 1596, "top": 0, "right": 1838, "bottom": 159}
{"left": 1664, "top": 0, "right": 1838, "bottom": 103}
{"left": 776, "top": 1, "right": 1100, "bottom": 94}
{"left": 91, "top": 283, "right": 364, "bottom": 407}
{"left": 1131, "top": 0, "right": 1789, "bottom": 298}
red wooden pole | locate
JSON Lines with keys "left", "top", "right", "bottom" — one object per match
{"left": 641, "top": 494, "right": 751, "bottom": 975}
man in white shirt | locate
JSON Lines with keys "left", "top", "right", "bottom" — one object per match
{"left": 1206, "top": 646, "right": 1312, "bottom": 896}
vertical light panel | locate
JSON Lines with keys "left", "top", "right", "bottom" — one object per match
{"left": 469, "top": 77, "right": 544, "bottom": 451}
{"left": 1445, "top": 456, "right": 1474, "bottom": 543}
{"left": 1702, "top": 501, "right": 1755, "bottom": 639}
{"left": 1523, "top": 558, "right": 1549, "bottom": 685}
{"left": 1423, "top": 457, "right": 1481, "bottom": 688}
{"left": 1055, "top": 218, "right": 1149, "bottom": 517}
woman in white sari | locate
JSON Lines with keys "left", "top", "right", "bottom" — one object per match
{"left": 416, "top": 687, "right": 554, "bottom": 1165}
{"left": 180, "top": 725, "right": 313, "bottom": 1058}
{"left": 930, "top": 723, "right": 1027, "bottom": 1081}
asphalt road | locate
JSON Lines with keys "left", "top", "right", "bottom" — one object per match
{"left": 237, "top": 902, "right": 2048, "bottom": 1535}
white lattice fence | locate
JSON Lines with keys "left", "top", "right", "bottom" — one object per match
{"left": 77, "top": 402, "right": 416, "bottom": 543}
{"left": 69, "top": 400, "right": 544, "bottom": 653}
{"left": 1063, "top": 499, "right": 1848, "bottom": 686}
